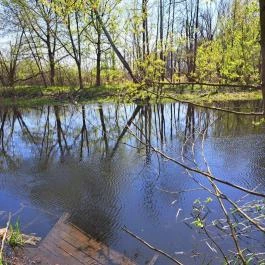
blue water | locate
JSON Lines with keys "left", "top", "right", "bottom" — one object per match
{"left": 0, "top": 102, "right": 264, "bottom": 264}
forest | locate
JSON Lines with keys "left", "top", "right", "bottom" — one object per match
{"left": 0, "top": 0, "right": 265, "bottom": 107}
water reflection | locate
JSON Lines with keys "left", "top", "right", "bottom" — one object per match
{"left": 0, "top": 101, "right": 264, "bottom": 264}
{"left": 1, "top": 102, "right": 264, "bottom": 167}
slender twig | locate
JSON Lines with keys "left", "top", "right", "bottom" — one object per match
{"left": 128, "top": 125, "right": 265, "bottom": 198}
{"left": 122, "top": 227, "right": 184, "bottom": 265}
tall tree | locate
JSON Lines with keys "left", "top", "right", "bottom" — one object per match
{"left": 259, "top": 0, "right": 265, "bottom": 112}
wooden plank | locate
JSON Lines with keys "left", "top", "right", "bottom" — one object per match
{"left": 68, "top": 225, "right": 134, "bottom": 265}
{"left": 25, "top": 244, "right": 81, "bottom": 265}
{"left": 44, "top": 231, "right": 102, "bottom": 265}
{"left": 24, "top": 213, "right": 136, "bottom": 265}
{"left": 45, "top": 225, "right": 103, "bottom": 260}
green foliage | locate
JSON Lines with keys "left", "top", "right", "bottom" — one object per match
{"left": 196, "top": 0, "right": 260, "bottom": 85}
{"left": 196, "top": 40, "right": 222, "bottom": 82}
{"left": 16, "top": 59, "right": 40, "bottom": 81}
{"left": 0, "top": 257, "right": 6, "bottom": 265}
{"left": 191, "top": 197, "right": 213, "bottom": 229}
{"left": 8, "top": 220, "right": 24, "bottom": 248}
{"left": 204, "top": 197, "right": 213, "bottom": 204}
{"left": 135, "top": 54, "right": 165, "bottom": 83}
{"left": 252, "top": 118, "right": 265, "bottom": 126}
{"left": 90, "top": 67, "right": 125, "bottom": 84}
{"left": 192, "top": 217, "right": 204, "bottom": 229}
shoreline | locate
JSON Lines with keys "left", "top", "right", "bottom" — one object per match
{"left": 0, "top": 85, "right": 262, "bottom": 108}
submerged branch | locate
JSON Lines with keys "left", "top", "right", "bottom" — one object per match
{"left": 122, "top": 227, "right": 184, "bottom": 265}
{"left": 128, "top": 125, "right": 265, "bottom": 198}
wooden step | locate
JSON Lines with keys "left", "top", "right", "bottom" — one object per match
{"left": 22, "top": 213, "right": 136, "bottom": 265}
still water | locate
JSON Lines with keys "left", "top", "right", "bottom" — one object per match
{"left": 0, "top": 102, "right": 265, "bottom": 264}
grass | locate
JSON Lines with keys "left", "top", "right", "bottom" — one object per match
{"left": 8, "top": 220, "right": 24, "bottom": 248}
{"left": 0, "top": 84, "right": 123, "bottom": 97}
{"left": 0, "top": 219, "right": 24, "bottom": 265}
{"left": 168, "top": 90, "right": 262, "bottom": 104}
{"left": 0, "top": 257, "right": 6, "bottom": 265}
{"left": 0, "top": 84, "right": 262, "bottom": 107}
{"left": 0, "top": 84, "right": 122, "bottom": 107}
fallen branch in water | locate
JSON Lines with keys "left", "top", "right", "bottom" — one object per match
{"left": 156, "top": 187, "right": 204, "bottom": 195}
{"left": 128, "top": 124, "right": 265, "bottom": 198}
{"left": 125, "top": 109, "right": 265, "bottom": 263}
{"left": 122, "top": 227, "right": 184, "bottom": 265}
{"left": 143, "top": 88, "right": 264, "bottom": 116}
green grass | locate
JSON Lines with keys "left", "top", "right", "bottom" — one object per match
{"left": 0, "top": 84, "right": 123, "bottom": 107}
{"left": 167, "top": 90, "right": 262, "bottom": 104}
{"left": 0, "top": 84, "right": 262, "bottom": 107}
{"left": 0, "top": 84, "right": 121, "bottom": 97}
{"left": 8, "top": 220, "right": 24, "bottom": 248}
{"left": 0, "top": 257, "right": 7, "bottom": 265}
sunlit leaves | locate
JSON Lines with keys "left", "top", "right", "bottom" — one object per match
{"left": 196, "top": 0, "right": 260, "bottom": 84}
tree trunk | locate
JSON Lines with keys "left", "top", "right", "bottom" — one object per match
{"left": 77, "top": 62, "right": 84, "bottom": 90}
{"left": 193, "top": 0, "right": 200, "bottom": 76}
{"left": 47, "top": 31, "right": 55, "bottom": 86}
{"left": 142, "top": 0, "right": 147, "bottom": 59}
{"left": 50, "top": 59, "right": 55, "bottom": 86}
{"left": 94, "top": 10, "right": 139, "bottom": 83}
{"left": 96, "top": 33, "right": 101, "bottom": 87}
{"left": 48, "top": 46, "right": 55, "bottom": 86}
{"left": 159, "top": 0, "right": 164, "bottom": 62}
{"left": 159, "top": 0, "right": 165, "bottom": 81}
{"left": 259, "top": 0, "right": 265, "bottom": 113}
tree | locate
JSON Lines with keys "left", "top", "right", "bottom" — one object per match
{"left": 196, "top": 0, "right": 260, "bottom": 85}
{"left": 58, "top": 11, "right": 88, "bottom": 90}
{"left": 259, "top": 0, "right": 265, "bottom": 112}
{"left": 0, "top": 0, "right": 263, "bottom": 91}
{"left": 93, "top": 8, "right": 139, "bottom": 83}
{"left": 1, "top": 0, "right": 61, "bottom": 86}
{"left": 0, "top": 30, "right": 24, "bottom": 87}
{"left": 86, "top": 0, "right": 119, "bottom": 87}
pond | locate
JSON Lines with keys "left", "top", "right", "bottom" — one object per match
{"left": 0, "top": 101, "right": 265, "bottom": 264}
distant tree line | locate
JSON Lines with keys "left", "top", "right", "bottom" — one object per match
{"left": 0, "top": 0, "right": 264, "bottom": 91}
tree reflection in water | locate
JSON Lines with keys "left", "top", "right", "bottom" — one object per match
{"left": 0, "top": 101, "right": 264, "bottom": 264}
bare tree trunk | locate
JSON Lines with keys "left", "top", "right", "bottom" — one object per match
{"left": 77, "top": 62, "right": 84, "bottom": 90}
{"left": 94, "top": 10, "right": 139, "bottom": 83}
{"left": 45, "top": 12, "right": 57, "bottom": 86}
{"left": 145, "top": 1, "right": 150, "bottom": 56}
{"left": 170, "top": 0, "right": 176, "bottom": 82}
{"left": 159, "top": 0, "right": 164, "bottom": 62}
{"left": 96, "top": 32, "right": 101, "bottom": 87}
{"left": 48, "top": 51, "right": 55, "bottom": 86}
{"left": 159, "top": 0, "right": 165, "bottom": 82}
{"left": 66, "top": 13, "right": 84, "bottom": 90}
{"left": 259, "top": 0, "right": 265, "bottom": 113}
{"left": 193, "top": 0, "right": 200, "bottom": 76}
{"left": 142, "top": 0, "right": 149, "bottom": 59}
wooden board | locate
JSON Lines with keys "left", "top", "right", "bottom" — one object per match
{"left": 21, "top": 213, "right": 136, "bottom": 265}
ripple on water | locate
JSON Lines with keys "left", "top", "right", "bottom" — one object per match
{"left": 0, "top": 102, "right": 265, "bottom": 264}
